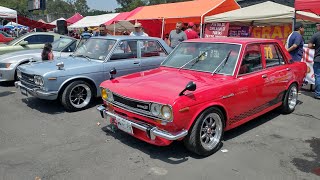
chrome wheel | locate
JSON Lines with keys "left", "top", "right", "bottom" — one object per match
{"left": 200, "top": 113, "right": 223, "bottom": 151}
{"left": 69, "top": 84, "right": 92, "bottom": 109}
{"left": 288, "top": 86, "right": 298, "bottom": 110}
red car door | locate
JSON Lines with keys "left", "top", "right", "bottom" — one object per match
{"left": 226, "top": 44, "right": 269, "bottom": 126}
{"left": 261, "top": 43, "right": 292, "bottom": 104}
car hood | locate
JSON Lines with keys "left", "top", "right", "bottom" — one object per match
{"left": 0, "top": 49, "right": 42, "bottom": 63}
{"left": 101, "top": 67, "right": 232, "bottom": 104}
{"left": 18, "top": 57, "right": 103, "bottom": 76}
{"left": 0, "top": 44, "right": 8, "bottom": 47}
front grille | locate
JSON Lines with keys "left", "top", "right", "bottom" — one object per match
{"left": 20, "top": 72, "right": 38, "bottom": 88}
{"left": 113, "top": 93, "right": 150, "bottom": 112}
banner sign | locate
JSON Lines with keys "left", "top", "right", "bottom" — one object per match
{"left": 251, "top": 24, "right": 292, "bottom": 44}
{"left": 204, "top": 22, "right": 229, "bottom": 38}
{"left": 228, "top": 26, "right": 250, "bottom": 37}
{"left": 302, "top": 45, "right": 315, "bottom": 85}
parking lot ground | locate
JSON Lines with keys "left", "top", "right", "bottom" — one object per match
{"left": 0, "top": 82, "right": 319, "bottom": 180}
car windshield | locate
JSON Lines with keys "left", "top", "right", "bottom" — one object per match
{"left": 52, "top": 37, "right": 74, "bottom": 51}
{"left": 73, "top": 38, "right": 116, "bottom": 61}
{"left": 7, "top": 34, "right": 26, "bottom": 46}
{"left": 161, "top": 42, "right": 241, "bottom": 75}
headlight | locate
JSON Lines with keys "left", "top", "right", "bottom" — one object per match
{"left": 34, "top": 75, "right": 44, "bottom": 86}
{"left": 0, "top": 63, "right": 12, "bottom": 68}
{"left": 161, "top": 105, "right": 172, "bottom": 121}
{"left": 101, "top": 88, "right": 114, "bottom": 102}
{"left": 101, "top": 88, "right": 108, "bottom": 100}
{"left": 150, "top": 103, "right": 162, "bottom": 116}
{"left": 17, "top": 70, "right": 22, "bottom": 79}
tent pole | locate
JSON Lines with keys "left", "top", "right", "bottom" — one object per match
{"left": 113, "top": 21, "right": 116, "bottom": 35}
{"left": 16, "top": 16, "right": 18, "bottom": 37}
{"left": 161, "top": 17, "right": 165, "bottom": 39}
{"left": 292, "top": 10, "right": 296, "bottom": 32}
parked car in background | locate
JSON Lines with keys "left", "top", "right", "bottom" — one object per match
{"left": 97, "top": 38, "right": 307, "bottom": 156}
{"left": 0, "top": 31, "right": 14, "bottom": 43}
{"left": 15, "top": 36, "right": 172, "bottom": 111}
{"left": 0, "top": 37, "right": 78, "bottom": 82}
{"left": 0, "top": 32, "right": 66, "bottom": 55}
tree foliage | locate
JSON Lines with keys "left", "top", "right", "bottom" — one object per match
{"left": 115, "top": 0, "right": 191, "bottom": 12}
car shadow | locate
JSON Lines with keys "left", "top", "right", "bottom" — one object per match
{"left": 101, "top": 126, "right": 208, "bottom": 164}
{"left": 0, "top": 91, "right": 15, "bottom": 97}
{"left": 21, "top": 97, "right": 103, "bottom": 115}
{"left": 0, "top": 81, "right": 15, "bottom": 87}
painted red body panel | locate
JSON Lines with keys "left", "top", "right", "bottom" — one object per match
{"left": 100, "top": 37, "right": 307, "bottom": 146}
{"left": 0, "top": 34, "right": 13, "bottom": 43}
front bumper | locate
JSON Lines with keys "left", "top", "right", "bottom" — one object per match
{"left": 97, "top": 105, "right": 188, "bottom": 143}
{"left": 0, "top": 68, "right": 15, "bottom": 82}
{"left": 14, "top": 81, "right": 58, "bottom": 100}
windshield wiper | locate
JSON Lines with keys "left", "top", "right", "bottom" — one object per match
{"left": 74, "top": 54, "right": 91, "bottom": 61}
{"left": 211, "top": 50, "right": 232, "bottom": 75}
{"left": 178, "top": 51, "right": 208, "bottom": 71}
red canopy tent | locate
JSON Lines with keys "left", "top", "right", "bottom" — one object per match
{"left": 104, "top": 7, "right": 143, "bottom": 25}
{"left": 66, "top": 13, "right": 83, "bottom": 24}
{"left": 295, "top": 0, "right": 320, "bottom": 16}
{"left": 17, "top": 16, "right": 56, "bottom": 29}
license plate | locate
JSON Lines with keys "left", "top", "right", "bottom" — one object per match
{"left": 116, "top": 116, "right": 133, "bottom": 134}
{"left": 20, "top": 87, "right": 28, "bottom": 96}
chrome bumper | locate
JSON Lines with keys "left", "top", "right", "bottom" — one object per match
{"left": 97, "top": 105, "right": 188, "bottom": 141}
{"left": 14, "top": 81, "right": 58, "bottom": 100}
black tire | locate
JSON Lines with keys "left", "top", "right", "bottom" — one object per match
{"left": 280, "top": 83, "right": 298, "bottom": 114}
{"left": 61, "top": 80, "right": 93, "bottom": 111}
{"left": 184, "top": 107, "right": 225, "bottom": 156}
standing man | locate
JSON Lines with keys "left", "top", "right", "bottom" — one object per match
{"left": 169, "top": 22, "right": 187, "bottom": 49}
{"left": 130, "top": 23, "right": 149, "bottom": 36}
{"left": 286, "top": 22, "right": 305, "bottom": 62}
{"left": 81, "top": 27, "right": 92, "bottom": 40}
{"left": 308, "top": 23, "right": 320, "bottom": 99}
{"left": 95, "top": 24, "right": 108, "bottom": 36}
{"left": 185, "top": 22, "right": 199, "bottom": 39}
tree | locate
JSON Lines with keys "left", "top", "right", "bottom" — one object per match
{"left": 74, "top": 0, "right": 90, "bottom": 15}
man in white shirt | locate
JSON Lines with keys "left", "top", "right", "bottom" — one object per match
{"left": 130, "top": 23, "right": 149, "bottom": 37}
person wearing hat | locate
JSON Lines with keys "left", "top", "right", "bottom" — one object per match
{"left": 130, "top": 23, "right": 148, "bottom": 36}
{"left": 286, "top": 22, "right": 305, "bottom": 62}
{"left": 308, "top": 23, "right": 320, "bottom": 99}
{"left": 185, "top": 22, "right": 199, "bottom": 40}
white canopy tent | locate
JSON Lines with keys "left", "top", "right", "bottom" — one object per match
{"left": 204, "top": 1, "right": 320, "bottom": 26}
{"left": 106, "top": 21, "right": 135, "bottom": 34}
{"left": 49, "top": 17, "right": 66, "bottom": 26}
{"left": 69, "top": 13, "right": 120, "bottom": 29}
{"left": 0, "top": 6, "right": 17, "bottom": 19}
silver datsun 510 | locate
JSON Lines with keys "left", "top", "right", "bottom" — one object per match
{"left": 15, "top": 36, "right": 172, "bottom": 111}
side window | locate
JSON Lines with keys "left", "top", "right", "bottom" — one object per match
{"left": 110, "top": 40, "right": 138, "bottom": 60}
{"left": 239, "top": 44, "right": 262, "bottom": 75}
{"left": 24, "top": 35, "right": 54, "bottom": 44}
{"left": 263, "top": 44, "right": 285, "bottom": 68}
{"left": 63, "top": 41, "right": 77, "bottom": 52}
{"left": 140, "top": 40, "right": 167, "bottom": 58}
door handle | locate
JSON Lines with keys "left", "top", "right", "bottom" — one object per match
{"left": 133, "top": 61, "right": 140, "bottom": 64}
{"left": 286, "top": 68, "right": 291, "bottom": 71}
{"left": 262, "top": 74, "right": 268, "bottom": 78}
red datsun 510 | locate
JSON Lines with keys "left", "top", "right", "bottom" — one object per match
{"left": 97, "top": 38, "right": 307, "bottom": 156}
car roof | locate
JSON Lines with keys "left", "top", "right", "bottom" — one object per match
{"left": 25, "top": 32, "right": 66, "bottom": 36}
{"left": 90, "top": 35, "right": 163, "bottom": 41}
{"left": 186, "top": 37, "right": 281, "bottom": 45}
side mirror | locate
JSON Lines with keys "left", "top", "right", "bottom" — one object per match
{"left": 19, "top": 40, "right": 28, "bottom": 46}
{"left": 179, "top": 81, "right": 196, "bottom": 96}
{"left": 110, "top": 68, "right": 117, "bottom": 80}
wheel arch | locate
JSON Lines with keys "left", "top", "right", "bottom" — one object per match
{"left": 186, "top": 103, "right": 228, "bottom": 131}
{"left": 58, "top": 77, "right": 98, "bottom": 99}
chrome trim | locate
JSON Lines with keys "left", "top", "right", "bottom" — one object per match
{"left": 222, "top": 93, "right": 234, "bottom": 99}
{"left": 97, "top": 105, "right": 187, "bottom": 141}
{"left": 15, "top": 81, "right": 58, "bottom": 100}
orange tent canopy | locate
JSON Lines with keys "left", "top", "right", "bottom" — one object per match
{"left": 128, "top": 0, "right": 240, "bottom": 24}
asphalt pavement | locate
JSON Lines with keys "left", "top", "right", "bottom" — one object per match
{"left": 0, "top": 82, "right": 319, "bottom": 180}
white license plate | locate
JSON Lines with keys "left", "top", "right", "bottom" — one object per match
{"left": 20, "top": 87, "right": 28, "bottom": 96}
{"left": 116, "top": 116, "right": 133, "bottom": 134}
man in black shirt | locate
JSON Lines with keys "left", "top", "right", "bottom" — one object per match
{"left": 308, "top": 23, "right": 320, "bottom": 99}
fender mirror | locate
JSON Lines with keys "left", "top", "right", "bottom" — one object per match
{"left": 110, "top": 68, "right": 117, "bottom": 80}
{"left": 179, "top": 81, "right": 196, "bottom": 96}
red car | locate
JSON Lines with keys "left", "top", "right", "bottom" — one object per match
{"left": 97, "top": 38, "right": 307, "bottom": 156}
{"left": 0, "top": 31, "right": 14, "bottom": 43}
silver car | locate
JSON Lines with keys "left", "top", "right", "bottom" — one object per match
{"left": 15, "top": 36, "right": 172, "bottom": 111}
{"left": 0, "top": 37, "right": 79, "bottom": 82}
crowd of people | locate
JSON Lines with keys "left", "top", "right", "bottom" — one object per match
{"left": 286, "top": 22, "right": 320, "bottom": 100}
